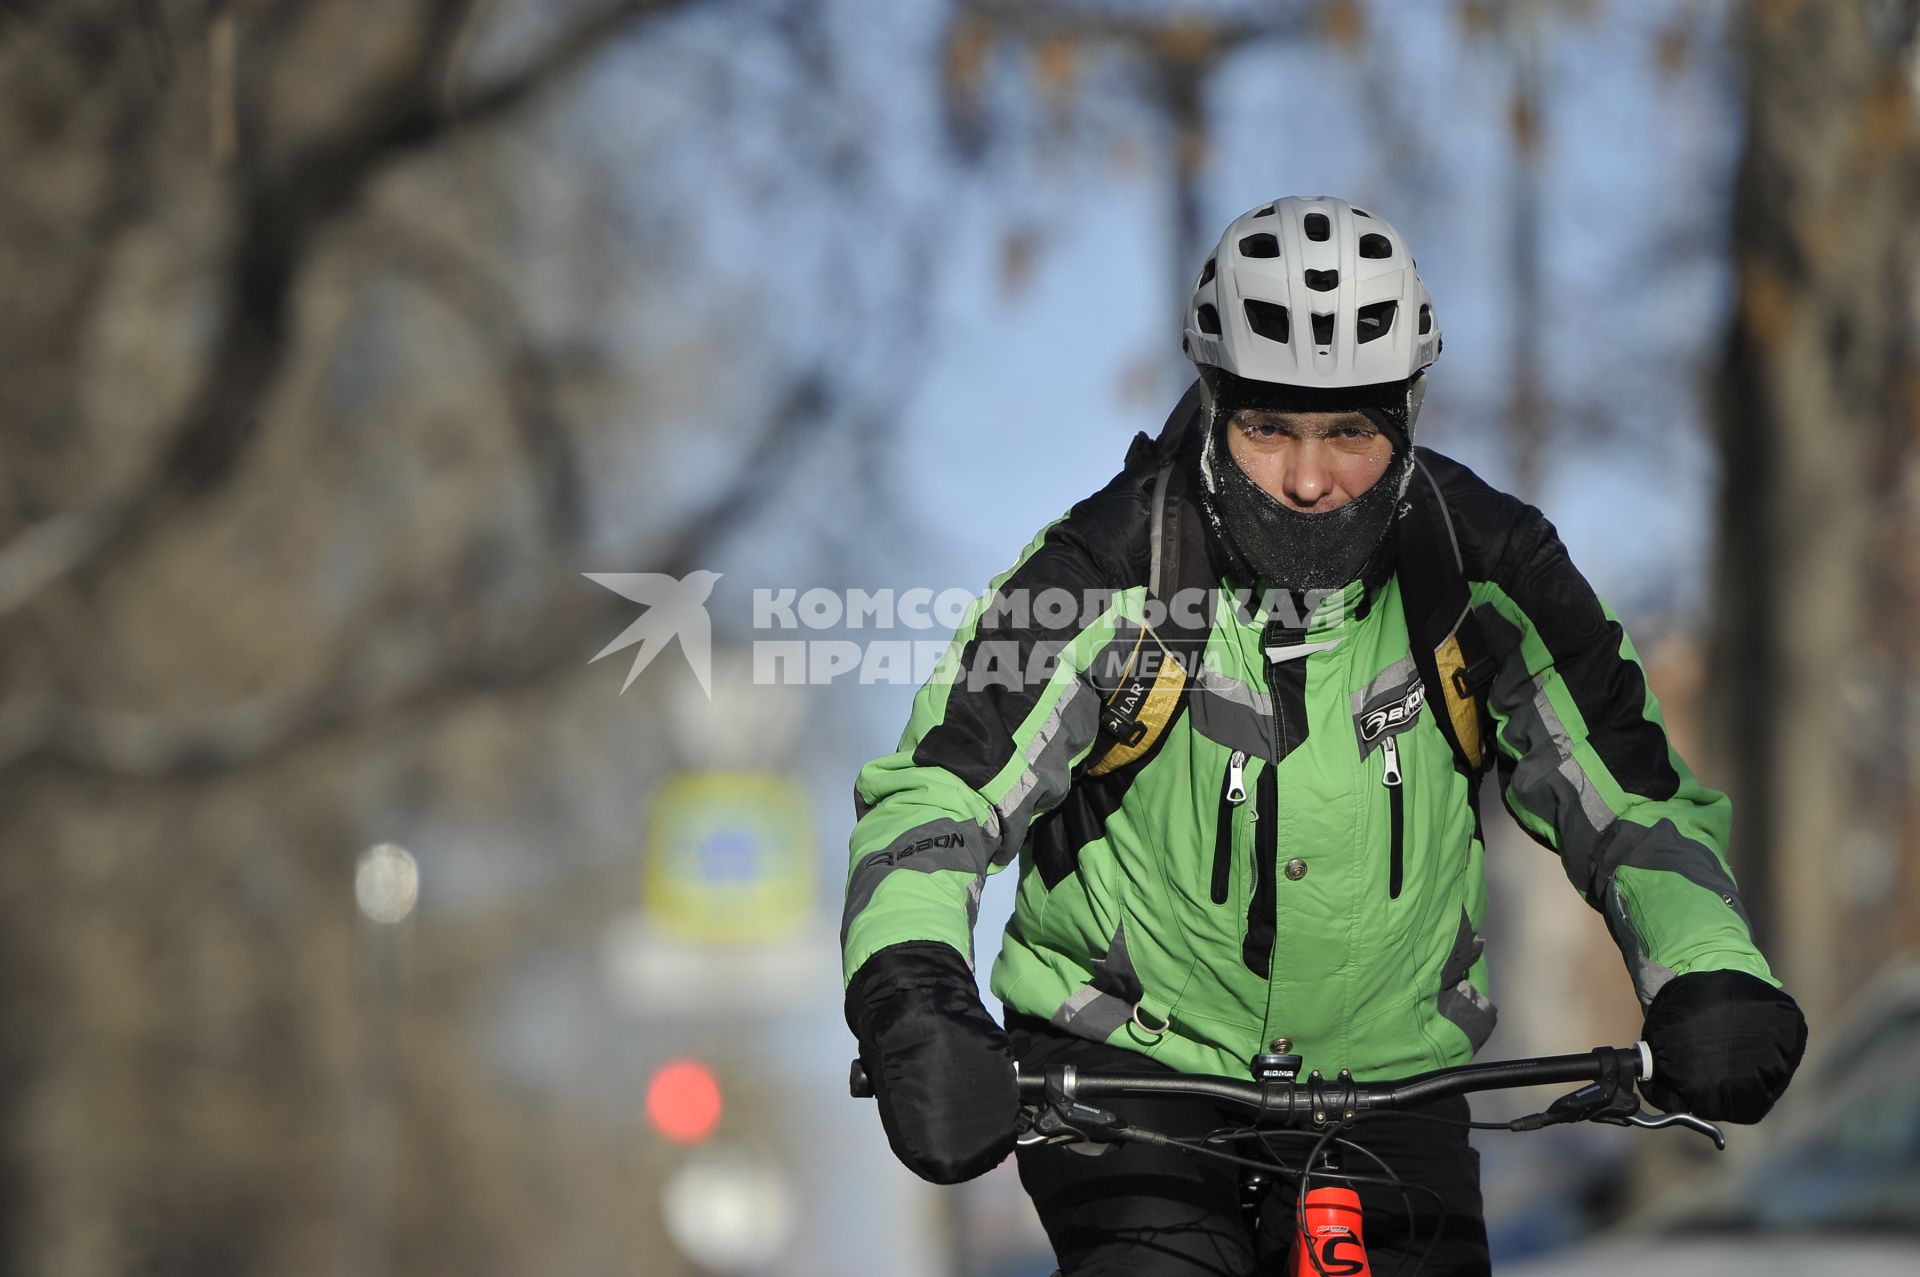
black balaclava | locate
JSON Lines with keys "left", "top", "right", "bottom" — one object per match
{"left": 1197, "top": 367, "right": 1421, "bottom": 595}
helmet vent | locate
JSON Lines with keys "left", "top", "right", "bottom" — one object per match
{"left": 1199, "top": 257, "right": 1216, "bottom": 287}
{"left": 1238, "top": 233, "right": 1279, "bottom": 259}
{"left": 1418, "top": 303, "right": 1432, "bottom": 335}
{"left": 1356, "top": 300, "right": 1397, "bottom": 344}
{"left": 1310, "top": 312, "right": 1335, "bottom": 347}
{"left": 1197, "top": 303, "right": 1222, "bottom": 336}
{"left": 1353, "top": 208, "right": 1373, "bottom": 219}
{"left": 1358, "top": 233, "right": 1393, "bottom": 259}
{"left": 1303, "top": 268, "right": 1339, "bottom": 292}
{"left": 1252, "top": 204, "right": 1275, "bottom": 218}
{"left": 1244, "top": 299, "right": 1290, "bottom": 344}
{"left": 1303, "top": 213, "right": 1331, "bottom": 242}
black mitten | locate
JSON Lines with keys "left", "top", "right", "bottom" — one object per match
{"left": 1640, "top": 969, "right": 1807, "bottom": 1124}
{"left": 845, "top": 942, "right": 1020, "bottom": 1183}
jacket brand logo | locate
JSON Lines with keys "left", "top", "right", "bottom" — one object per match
{"left": 1115, "top": 677, "right": 1150, "bottom": 717}
{"left": 1360, "top": 681, "right": 1426, "bottom": 741}
{"left": 866, "top": 832, "right": 966, "bottom": 868}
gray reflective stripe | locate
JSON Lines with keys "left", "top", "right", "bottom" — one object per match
{"left": 1517, "top": 666, "right": 1618, "bottom": 836}
{"left": 840, "top": 816, "right": 990, "bottom": 948}
{"left": 1050, "top": 985, "right": 1135, "bottom": 1041}
{"left": 1483, "top": 609, "right": 1688, "bottom": 1000}
{"left": 1190, "top": 662, "right": 1273, "bottom": 760}
{"left": 1436, "top": 984, "right": 1497, "bottom": 1051}
{"left": 1636, "top": 961, "right": 1679, "bottom": 1004}
{"left": 1607, "top": 880, "right": 1679, "bottom": 1007}
{"left": 964, "top": 878, "right": 985, "bottom": 967}
{"left": 994, "top": 676, "right": 1099, "bottom": 857}
{"left": 1147, "top": 464, "right": 1171, "bottom": 594}
{"left": 1051, "top": 922, "right": 1146, "bottom": 1042}
{"left": 1491, "top": 599, "right": 1752, "bottom": 955}
{"left": 1481, "top": 611, "right": 1615, "bottom": 886}
{"left": 1435, "top": 908, "right": 1497, "bottom": 1051}
{"left": 1351, "top": 654, "right": 1420, "bottom": 716}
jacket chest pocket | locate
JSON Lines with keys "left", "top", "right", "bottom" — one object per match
{"left": 1353, "top": 666, "right": 1429, "bottom": 901}
{"left": 1380, "top": 735, "right": 1407, "bottom": 897}
{"left": 1211, "top": 749, "right": 1249, "bottom": 905}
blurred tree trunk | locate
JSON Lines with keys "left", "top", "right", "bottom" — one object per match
{"left": 1503, "top": 0, "right": 1545, "bottom": 500}
{"left": 1709, "top": 0, "right": 1919, "bottom": 1019}
{"left": 0, "top": 2, "right": 902, "bottom": 1274}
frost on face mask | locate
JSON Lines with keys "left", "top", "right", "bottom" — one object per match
{"left": 1200, "top": 414, "right": 1412, "bottom": 594}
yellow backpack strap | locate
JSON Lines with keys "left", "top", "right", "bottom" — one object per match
{"left": 1432, "top": 614, "right": 1493, "bottom": 772}
{"left": 1088, "top": 622, "right": 1188, "bottom": 777}
{"left": 1087, "top": 387, "right": 1212, "bottom": 778}
{"left": 1397, "top": 453, "right": 1497, "bottom": 776}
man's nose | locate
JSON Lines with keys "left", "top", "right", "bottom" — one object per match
{"left": 1281, "top": 446, "right": 1335, "bottom": 510}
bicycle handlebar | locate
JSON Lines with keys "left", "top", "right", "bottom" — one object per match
{"left": 1017, "top": 1043, "right": 1648, "bottom": 1117}
{"left": 847, "top": 1040, "right": 1724, "bottom": 1147}
{"left": 851, "top": 1043, "right": 1647, "bottom": 1113}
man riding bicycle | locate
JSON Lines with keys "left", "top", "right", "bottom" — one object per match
{"left": 840, "top": 197, "right": 1806, "bottom": 1275}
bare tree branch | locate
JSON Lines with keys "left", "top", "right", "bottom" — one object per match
{"left": 0, "top": 0, "right": 688, "bottom": 622}
{"left": 0, "top": 368, "right": 839, "bottom": 780}
{"left": 375, "top": 213, "right": 587, "bottom": 546}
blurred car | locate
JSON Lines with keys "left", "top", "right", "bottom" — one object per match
{"left": 1503, "top": 957, "right": 1920, "bottom": 1275}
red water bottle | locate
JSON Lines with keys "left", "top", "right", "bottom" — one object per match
{"left": 1293, "top": 1185, "right": 1370, "bottom": 1277}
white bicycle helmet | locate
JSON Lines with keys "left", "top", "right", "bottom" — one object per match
{"left": 1183, "top": 196, "right": 1440, "bottom": 396}
{"left": 1182, "top": 197, "right": 1444, "bottom": 593}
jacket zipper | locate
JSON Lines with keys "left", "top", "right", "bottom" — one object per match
{"left": 1241, "top": 651, "right": 1286, "bottom": 977}
{"left": 1240, "top": 753, "right": 1279, "bottom": 975}
{"left": 1211, "top": 750, "right": 1248, "bottom": 905}
{"left": 1382, "top": 734, "right": 1405, "bottom": 899}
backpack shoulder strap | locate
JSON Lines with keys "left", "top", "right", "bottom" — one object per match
{"left": 1396, "top": 451, "right": 1497, "bottom": 777}
{"left": 1087, "top": 383, "right": 1212, "bottom": 777}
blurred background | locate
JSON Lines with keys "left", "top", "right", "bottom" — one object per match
{"left": 1, "top": 0, "right": 1917, "bottom": 1274}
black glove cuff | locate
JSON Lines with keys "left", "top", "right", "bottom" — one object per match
{"left": 845, "top": 940, "right": 980, "bottom": 1044}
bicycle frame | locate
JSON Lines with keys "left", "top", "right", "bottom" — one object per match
{"left": 1295, "top": 1183, "right": 1368, "bottom": 1277}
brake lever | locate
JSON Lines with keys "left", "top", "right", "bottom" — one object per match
{"left": 1014, "top": 1065, "right": 1131, "bottom": 1149}
{"left": 1016, "top": 1100, "right": 1130, "bottom": 1147}
{"left": 1531, "top": 1071, "right": 1640, "bottom": 1128}
{"left": 1617, "top": 1109, "right": 1727, "bottom": 1150}
{"left": 1505, "top": 1061, "right": 1639, "bottom": 1133}
{"left": 1518, "top": 1068, "right": 1727, "bottom": 1150}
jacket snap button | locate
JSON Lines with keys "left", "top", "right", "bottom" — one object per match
{"left": 1284, "top": 858, "right": 1308, "bottom": 881}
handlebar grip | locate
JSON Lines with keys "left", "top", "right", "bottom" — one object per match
{"left": 849, "top": 1059, "right": 873, "bottom": 1098}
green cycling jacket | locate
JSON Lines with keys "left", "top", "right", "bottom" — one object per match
{"left": 841, "top": 445, "right": 1775, "bottom": 1081}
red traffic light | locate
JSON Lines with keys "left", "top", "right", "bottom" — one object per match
{"left": 646, "top": 1059, "right": 723, "bottom": 1144}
